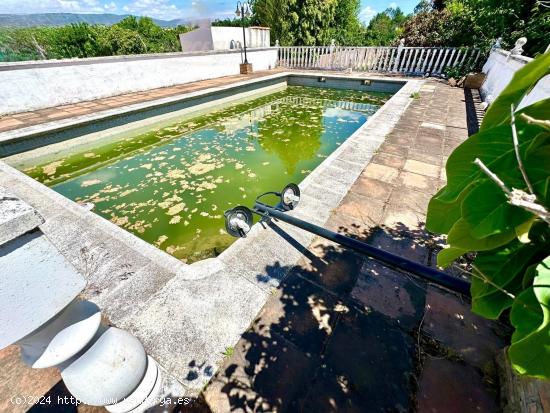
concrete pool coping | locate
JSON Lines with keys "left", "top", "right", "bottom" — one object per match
{"left": 0, "top": 71, "right": 423, "bottom": 396}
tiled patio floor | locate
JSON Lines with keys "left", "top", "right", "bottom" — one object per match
{"left": 203, "top": 80, "right": 506, "bottom": 412}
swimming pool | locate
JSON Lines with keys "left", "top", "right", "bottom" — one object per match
{"left": 11, "top": 85, "right": 392, "bottom": 262}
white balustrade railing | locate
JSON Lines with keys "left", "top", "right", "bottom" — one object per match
{"left": 277, "top": 44, "right": 483, "bottom": 76}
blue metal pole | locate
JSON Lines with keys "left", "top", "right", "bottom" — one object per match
{"left": 254, "top": 202, "right": 471, "bottom": 296}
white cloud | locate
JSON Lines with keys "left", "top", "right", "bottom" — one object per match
{"left": 0, "top": 0, "right": 118, "bottom": 14}
{"left": 389, "top": 2, "right": 397, "bottom": 8}
{"left": 359, "top": 6, "right": 376, "bottom": 23}
{"left": 122, "top": 0, "right": 184, "bottom": 20}
{"left": 103, "top": 1, "right": 117, "bottom": 11}
{"left": 0, "top": 0, "right": 241, "bottom": 21}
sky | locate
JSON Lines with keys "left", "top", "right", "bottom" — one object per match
{"left": 0, "top": 0, "right": 420, "bottom": 23}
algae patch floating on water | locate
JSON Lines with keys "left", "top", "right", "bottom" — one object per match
{"left": 22, "top": 86, "right": 390, "bottom": 262}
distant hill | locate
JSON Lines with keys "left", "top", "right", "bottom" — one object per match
{"left": 0, "top": 13, "right": 189, "bottom": 28}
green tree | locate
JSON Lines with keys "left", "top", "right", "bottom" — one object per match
{"left": 253, "top": 0, "right": 295, "bottom": 45}
{"left": 47, "top": 23, "right": 102, "bottom": 58}
{"left": 211, "top": 17, "right": 256, "bottom": 27}
{"left": 288, "top": 0, "right": 338, "bottom": 45}
{"left": 364, "top": 7, "right": 407, "bottom": 46}
{"left": 329, "top": 0, "right": 364, "bottom": 45}
{"left": 254, "top": 0, "right": 337, "bottom": 45}
{"left": 97, "top": 25, "right": 147, "bottom": 56}
{"left": 403, "top": 0, "right": 549, "bottom": 56}
{"left": 400, "top": 9, "right": 457, "bottom": 46}
{"left": 0, "top": 16, "right": 191, "bottom": 62}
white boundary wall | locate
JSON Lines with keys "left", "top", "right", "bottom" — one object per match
{"left": 0, "top": 48, "right": 278, "bottom": 115}
{"left": 481, "top": 48, "right": 550, "bottom": 109}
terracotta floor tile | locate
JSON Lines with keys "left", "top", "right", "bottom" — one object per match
{"left": 403, "top": 159, "right": 440, "bottom": 178}
{"left": 335, "top": 192, "right": 385, "bottom": 225}
{"left": 350, "top": 176, "right": 393, "bottom": 202}
{"left": 0, "top": 118, "right": 24, "bottom": 128}
{"left": 362, "top": 163, "right": 399, "bottom": 184}
{"left": 397, "top": 171, "right": 439, "bottom": 193}
{"left": 371, "top": 152, "right": 406, "bottom": 169}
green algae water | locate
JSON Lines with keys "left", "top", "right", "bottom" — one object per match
{"left": 23, "top": 86, "right": 390, "bottom": 262}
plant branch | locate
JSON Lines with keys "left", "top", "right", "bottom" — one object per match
{"left": 474, "top": 158, "right": 550, "bottom": 225}
{"left": 461, "top": 264, "right": 544, "bottom": 318}
{"left": 521, "top": 113, "right": 550, "bottom": 130}
{"left": 511, "top": 104, "right": 535, "bottom": 194}
{"left": 473, "top": 158, "right": 511, "bottom": 195}
{"left": 470, "top": 265, "right": 516, "bottom": 300}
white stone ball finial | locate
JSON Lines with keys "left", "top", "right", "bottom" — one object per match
{"left": 492, "top": 37, "right": 502, "bottom": 50}
{"left": 398, "top": 38, "right": 405, "bottom": 47}
{"left": 275, "top": 39, "right": 279, "bottom": 47}
{"left": 511, "top": 37, "right": 527, "bottom": 55}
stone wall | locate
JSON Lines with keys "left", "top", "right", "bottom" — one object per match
{"left": 0, "top": 48, "right": 278, "bottom": 115}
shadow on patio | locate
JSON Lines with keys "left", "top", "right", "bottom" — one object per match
{"left": 202, "top": 219, "right": 507, "bottom": 413}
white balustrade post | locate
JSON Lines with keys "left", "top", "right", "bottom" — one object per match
{"left": 275, "top": 39, "right": 280, "bottom": 67}
{"left": 510, "top": 37, "right": 527, "bottom": 55}
{"left": 329, "top": 39, "right": 336, "bottom": 70}
{"left": 392, "top": 38, "right": 405, "bottom": 72}
{"left": 491, "top": 37, "right": 502, "bottom": 51}
{"left": 0, "top": 188, "right": 162, "bottom": 412}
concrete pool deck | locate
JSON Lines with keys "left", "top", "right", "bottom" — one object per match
{"left": 0, "top": 71, "right": 507, "bottom": 411}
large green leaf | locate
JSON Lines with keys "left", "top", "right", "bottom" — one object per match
{"left": 436, "top": 121, "right": 547, "bottom": 203}
{"left": 461, "top": 180, "right": 533, "bottom": 239}
{"left": 524, "top": 140, "right": 550, "bottom": 200}
{"left": 471, "top": 240, "right": 542, "bottom": 319}
{"left": 424, "top": 54, "right": 550, "bottom": 379}
{"left": 426, "top": 182, "right": 476, "bottom": 234}
{"left": 509, "top": 256, "right": 550, "bottom": 379}
{"left": 437, "top": 246, "right": 468, "bottom": 268}
{"left": 446, "top": 218, "right": 517, "bottom": 251}
{"left": 481, "top": 52, "right": 550, "bottom": 131}
{"left": 428, "top": 122, "right": 549, "bottom": 237}
{"left": 431, "top": 100, "right": 550, "bottom": 207}
{"left": 436, "top": 138, "right": 550, "bottom": 240}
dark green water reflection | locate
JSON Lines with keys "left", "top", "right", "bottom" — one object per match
{"left": 24, "top": 86, "right": 389, "bottom": 262}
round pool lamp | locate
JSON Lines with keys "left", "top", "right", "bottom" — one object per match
{"left": 224, "top": 206, "right": 253, "bottom": 238}
{"left": 280, "top": 183, "right": 300, "bottom": 211}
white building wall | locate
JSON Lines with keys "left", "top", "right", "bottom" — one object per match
{"left": 481, "top": 48, "right": 550, "bottom": 109}
{"left": 0, "top": 48, "right": 278, "bottom": 115}
{"left": 180, "top": 26, "right": 270, "bottom": 52}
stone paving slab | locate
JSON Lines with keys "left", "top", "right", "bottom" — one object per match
{"left": 0, "top": 346, "right": 61, "bottom": 413}
{"left": 422, "top": 286, "right": 506, "bottom": 370}
{"left": 417, "top": 357, "right": 499, "bottom": 413}
{"left": 322, "top": 309, "right": 415, "bottom": 412}
{"left": 352, "top": 258, "right": 427, "bottom": 332}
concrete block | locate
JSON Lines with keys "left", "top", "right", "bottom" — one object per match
{"left": 0, "top": 186, "right": 44, "bottom": 245}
